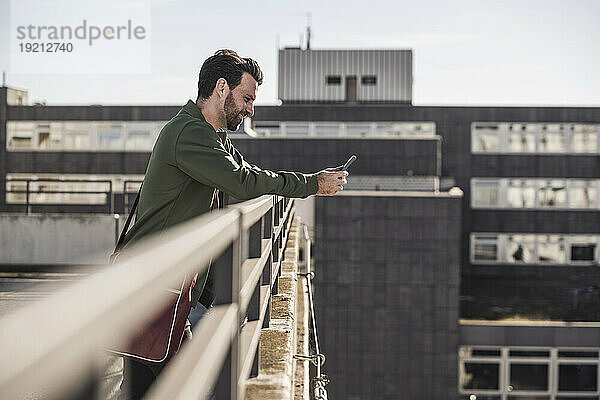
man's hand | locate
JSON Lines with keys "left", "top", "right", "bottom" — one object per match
{"left": 316, "top": 167, "right": 348, "bottom": 196}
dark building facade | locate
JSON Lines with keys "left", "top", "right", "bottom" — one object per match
{"left": 314, "top": 192, "right": 462, "bottom": 400}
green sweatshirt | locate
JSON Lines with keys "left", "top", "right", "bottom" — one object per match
{"left": 121, "top": 100, "right": 318, "bottom": 307}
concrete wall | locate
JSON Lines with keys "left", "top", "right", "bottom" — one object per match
{"left": 314, "top": 190, "right": 463, "bottom": 400}
{"left": 0, "top": 214, "right": 120, "bottom": 264}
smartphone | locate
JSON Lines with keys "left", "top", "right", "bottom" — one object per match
{"left": 342, "top": 155, "right": 357, "bottom": 171}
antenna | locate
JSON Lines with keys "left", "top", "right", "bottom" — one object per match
{"left": 306, "top": 13, "right": 312, "bottom": 50}
{"left": 2, "top": 71, "right": 6, "bottom": 87}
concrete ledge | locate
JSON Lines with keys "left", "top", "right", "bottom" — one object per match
{"left": 245, "top": 374, "right": 292, "bottom": 399}
{"left": 271, "top": 293, "right": 295, "bottom": 320}
{"left": 244, "top": 216, "right": 309, "bottom": 400}
{"left": 258, "top": 320, "right": 294, "bottom": 376}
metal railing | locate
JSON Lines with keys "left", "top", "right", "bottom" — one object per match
{"left": 5, "top": 178, "right": 114, "bottom": 213}
{"left": 0, "top": 194, "right": 297, "bottom": 400}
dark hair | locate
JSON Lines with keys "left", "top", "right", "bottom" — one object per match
{"left": 197, "top": 49, "right": 263, "bottom": 100}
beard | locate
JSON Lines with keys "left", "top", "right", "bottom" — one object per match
{"left": 224, "top": 92, "right": 245, "bottom": 131}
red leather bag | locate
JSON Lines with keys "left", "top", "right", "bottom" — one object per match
{"left": 108, "top": 187, "right": 196, "bottom": 365}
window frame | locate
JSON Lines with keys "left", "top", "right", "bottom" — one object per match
{"left": 326, "top": 75, "right": 341, "bottom": 85}
{"left": 470, "top": 233, "right": 600, "bottom": 266}
{"left": 471, "top": 122, "right": 600, "bottom": 155}
{"left": 459, "top": 346, "right": 600, "bottom": 399}
{"left": 471, "top": 178, "right": 600, "bottom": 211}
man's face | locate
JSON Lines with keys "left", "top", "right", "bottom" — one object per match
{"left": 224, "top": 72, "right": 257, "bottom": 131}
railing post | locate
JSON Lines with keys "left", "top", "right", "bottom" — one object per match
{"left": 247, "top": 219, "right": 262, "bottom": 322}
{"left": 213, "top": 211, "right": 242, "bottom": 400}
{"left": 25, "top": 180, "right": 30, "bottom": 214}
{"left": 262, "top": 204, "right": 274, "bottom": 329}
{"left": 108, "top": 180, "right": 114, "bottom": 214}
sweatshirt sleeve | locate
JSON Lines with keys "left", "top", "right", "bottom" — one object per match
{"left": 175, "top": 122, "right": 319, "bottom": 200}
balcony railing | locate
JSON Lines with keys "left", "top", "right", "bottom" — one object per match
{"left": 0, "top": 194, "right": 306, "bottom": 400}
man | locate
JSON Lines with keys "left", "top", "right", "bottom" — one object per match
{"left": 116, "top": 49, "right": 347, "bottom": 399}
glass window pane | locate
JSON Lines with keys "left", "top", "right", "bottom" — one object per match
{"left": 510, "top": 363, "right": 548, "bottom": 391}
{"left": 539, "top": 131, "right": 566, "bottom": 153}
{"left": 314, "top": 123, "right": 339, "bottom": 136}
{"left": 539, "top": 180, "right": 567, "bottom": 208}
{"left": 508, "top": 127, "right": 536, "bottom": 152}
{"left": 558, "top": 350, "right": 599, "bottom": 358}
{"left": 558, "top": 364, "right": 597, "bottom": 392}
{"left": 571, "top": 244, "right": 596, "bottom": 262}
{"left": 125, "top": 122, "right": 157, "bottom": 151}
{"left": 346, "top": 123, "right": 371, "bottom": 137}
{"left": 460, "top": 347, "right": 502, "bottom": 357}
{"left": 569, "top": 181, "right": 597, "bottom": 209}
{"left": 5, "top": 181, "right": 27, "bottom": 203}
{"left": 7, "top": 121, "right": 34, "bottom": 149}
{"left": 37, "top": 123, "right": 62, "bottom": 149}
{"left": 474, "top": 242, "right": 498, "bottom": 262}
{"left": 473, "top": 132, "right": 500, "bottom": 152}
{"left": 506, "top": 235, "right": 536, "bottom": 263}
{"left": 509, "top": 350, "right": 550, "bottom": 358}
{"left": 63, "top": 122, "right": 91, "bottom": 149}
{"left": 253, "top": 123, "right": 280, "bottom": 136}
{"left": 97, "top": 124, "right": 123, "bottom": 150}
{"left": 571, "top": 132, "right": 598, "bottom": 153}
{"left": 507, "top": 180, "right": 536, "bottom": 208}
{"left": 285, "top": 123, "right": 309, "bottom": 135}
{"left": 473, "top": 349, "right": 502, "bottom": 357}
{"left": 537, "top": 235, "right": 566, "bottom": 264}
{"left": 461, "top": 362, "right": 500, "bottom": 390}
{"left": 472, "top": 181, "right": 499, "bottom": 207}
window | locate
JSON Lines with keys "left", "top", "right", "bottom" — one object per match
{"left": 539, "top": 125, "right": 567, "bottom": 153}
{"left": 284, "top": 122, "right": 310, "bottom": 135}
{"left": 506, "top": 235, "right": 536, "bottom": 263}
{"left": 558, "top": 364, "right": 597, "bottom": 392}
{"left": 537, "top": 235, "right": 566, "bottom": 264}
{"left": 460, "top": 346, "right": 600, "bottom": 399}
{"left": 472, "top": 180, "right": 500, "bottom": 207}
{"left": 471, "top": 233, "right": 600, "bottom": 265}
{"left": 271, "top": 121, "right": 436, "bottom": 137}
{"left": 472, "top": 235, "right": 499, "bottom": 262}
{"left": 63, "top": 127, "right": 91, "bottom": 149}
{"left": 509, "top": 363, "right": 549, "bottom": 391}
{"left": 462, "top": 363, "right": 500, "bottom": 390}
{"left": 252, "top": 123, "right": 280, "bottom": 136}
{"left": 126, "top": 122, "right": 158, "bottom": 151}
{"left": 472, "top": 178, "right": 600, "bottom": 210}
{"left": 538, "top": 180, "right": 567, "bottom": 208}
{"left": 472, "top": 122, "right": 600, "bottom": 154}
{"left": 314, "top": 123, "right": 339, "bottom": 136}
{"left": 361, "top": 75, "right": 377, "bottom": 85}
{"left": 326, "top": 75, "right": 341, "bottom": 85}
{"left": 571, "top": 124, "right": 599, "bottom": 153}
{"left": 473, "top": 131, "right": 501, "bottom": 152}
{"left": 506, "top": 180, "right": 536, "bottom": 208}
{"left": 345, "top": 123, "right": 372, "bottom": 136}
{"left": 6, "top": 121, "right": 166, "bottom": 151}
{"left": 7, "top": 121, "right": 34, "bottom": 149}
{"left": 570, "top": 236, "right": 597, "bottom": 263}
{"left": 97, "top": 124, "right": 124, "bottom": 150}
{"left": 508, "top": 124, "right": 536, "bottom": 153}
{"left": 569, "top": 180, "right": 597, "bottom": 209}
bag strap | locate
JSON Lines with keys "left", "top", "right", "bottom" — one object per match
{"left": 114, "top": 184, "right": 142, "bottom": 252}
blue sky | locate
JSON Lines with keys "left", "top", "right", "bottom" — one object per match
{"left": 0, "top": 0, "right": 599, "bottom": 106}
